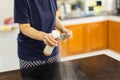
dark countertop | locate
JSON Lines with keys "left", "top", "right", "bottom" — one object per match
{"left": 0, "top": 55, "right": 120, "bottom": 80}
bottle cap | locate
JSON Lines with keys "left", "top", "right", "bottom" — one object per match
{"left": 52, "top": 30, "right": 60, "bottom": 38}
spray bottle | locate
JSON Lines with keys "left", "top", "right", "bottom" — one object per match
{"left": 43, "top": 30, "right": 60, "bottom": 56}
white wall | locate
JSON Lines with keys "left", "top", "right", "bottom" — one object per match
{"left": 0, "top": 1, "right": 19, "bottom": 73}
{"left": 0, "top": 30, "right": 19, "bottom": 72}
{"left": 0, "top": 0, "right": 14, "bottom": 23}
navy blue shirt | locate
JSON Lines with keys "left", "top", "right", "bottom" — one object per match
{"left": 14, "top": 0, "right": 59, "bottom": 61}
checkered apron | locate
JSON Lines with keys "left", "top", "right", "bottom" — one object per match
{"left": 19, "top": 55, "right": 60, "bottom": 69}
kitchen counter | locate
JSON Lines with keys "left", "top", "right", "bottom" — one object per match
{"left": 106, "top": 15, "right": 120, "bottom": 22}
{"left": 0, "top": 54, "right": 120, "bottom": 80}
{"left": 61, "top": 15, "right": 120, "bottom": 26}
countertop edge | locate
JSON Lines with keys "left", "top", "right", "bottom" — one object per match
{"left": 61, "top": 15, "right": 120, "bottom": 26}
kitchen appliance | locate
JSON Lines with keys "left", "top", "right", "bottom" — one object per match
{"left": 57, "top": 0, "right": 85, "bottom": 19}
{"left": 116, "top": 0, "right": 120, "bottom": 14}
{"left": 85, "top": 0, "right": 103, "bottom": 15}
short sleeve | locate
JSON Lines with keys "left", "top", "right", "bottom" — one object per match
{"left": 14, "top": 0, "right": 30, "bottom": 23}
{"left": 55, "top": 0, "right": 58, "bottom": 10}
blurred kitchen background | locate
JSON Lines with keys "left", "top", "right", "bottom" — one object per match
{"left": 0, "top": 0, "right": 117, "bottom": 22}
{"left": 0, "top": 0, "right": 120, "bottom": 73}
{"left": 56, "top": 0, "right": 116, "bottom": 19}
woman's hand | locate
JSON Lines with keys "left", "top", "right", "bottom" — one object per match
{"left": 42, "top": 33, "right": 58, "bottom": 47}
{"left": 55, "top": 17, "right": 72, "bottom": 39}
{"left": 62, "top": 28, "right": 72, "bottom": 39}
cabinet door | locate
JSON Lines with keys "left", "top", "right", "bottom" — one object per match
{"left": 59, "top": 40, "right": 68, "bottom": 57}
{"left": 87, "top": 21, "right": 108, "bottom": 51}
{"left": 109, "top": 21, "right": 120, "bottom": 53}
{"left": 66, "top": 24, "right": 85, "bottom": 55}
{"left": 59, "top": 24, "right": 85, "bottom": 57}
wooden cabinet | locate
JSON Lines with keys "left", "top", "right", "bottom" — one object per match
{"left": 108, "top": 21, "right": 120, "bottom": 53}
{"left": 60, "top": 21, "right": 108, "bottom": 57}
{"left": 66, "top": 24, "right": 86, "bottom": 55}
{"left": 59, "top": 40, "right": 68, "bottom": 57}
{"left": 59, "top": 24, "right": 86, "bottom": 57}
{"left": 86, "top": 21, "right": 108, "bottom": 51}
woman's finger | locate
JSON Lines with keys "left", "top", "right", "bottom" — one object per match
{"left": 67, "top": 30, "right": 72, "bottom": 38}
{"left": 46, "top": 34, "right": 58, "bottom": 46}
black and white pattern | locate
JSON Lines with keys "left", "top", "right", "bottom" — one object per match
{"left": 19, "top": 55, "right": 60, "bottom": 69}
